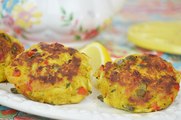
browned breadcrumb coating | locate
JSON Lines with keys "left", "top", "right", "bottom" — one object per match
{"left": 0, "top": 32, "right": 24, "bottom": 82}
{"left": 95, "top": 54, "right": 180, "bottom": 112}
{"left": 5, "top": 42, "right": 92, "bottom": 105}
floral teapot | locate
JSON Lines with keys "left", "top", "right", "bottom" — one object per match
{"left": 0, "top": 0, "right": 125, "bottom": 47}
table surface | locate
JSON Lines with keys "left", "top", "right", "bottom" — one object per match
{"left": 0, "top": 0, "right": 181, "bottom": 119}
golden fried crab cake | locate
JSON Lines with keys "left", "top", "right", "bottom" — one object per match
{"left": 95, "top": 54, "right": 180, "bottom": 112}
{"left": 0, "top": 32, "right": 24, "bottom": 82}
{"left": 5, "top": 42, "right": 92, "bottom": 105}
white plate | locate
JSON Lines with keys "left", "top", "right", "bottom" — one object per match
{"left": 0, "top": 83, "right": 181, "bottom": 120}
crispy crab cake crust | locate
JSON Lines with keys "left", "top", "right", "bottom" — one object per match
{"left": 5, "top": 42, "right": 92, "bottom": 105}
{"left": 95, "top": 54, "right": 180, "bottom": 112}
{"left": 0, "top": 32, "right": 24, "bottom": 82}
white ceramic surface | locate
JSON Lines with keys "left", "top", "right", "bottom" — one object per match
{"left": 0, "top": 83, "right": 180, "bottom": 120}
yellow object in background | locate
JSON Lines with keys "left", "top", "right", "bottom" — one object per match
{"left": 128, "top": 21, "right": 181, "bottom": 54}
{"left": 80, "top": 42, "right": 111, "bottom": 73}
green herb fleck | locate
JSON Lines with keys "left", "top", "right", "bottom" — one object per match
{"left": 88, "top": 90, "right": 92, "bottom": 94}
{"left": 11, "top": 88, "right": 19, "bottom": 94}
{"left": 137, "top": 64, "right": 146, "bottom": 68}
{"left": 66, "top": 83, "right": 71, "bottom": 88}
{"left": 111, "top": 89, "right": 116, "bottom": 93}
{"left": 53, "top": 64, "right": 60, "bottom": 71}
{"left": 122, "top": 105, "right": 135, "bottom": 112}
{"left": 97, "top": 95, "right": 103, "bottom": 102}
{"left": 29, "top": 52, "right": 40, "bottom": 60}
{"left": 136, "top": 83, "right": 147, "bottom": 97}
{"left": 0, "top": 33, "right": 11, "bottom": 42}
{"left": 125, "top": 55, "right": 136, "bottom": 61}
{"left": 136, "top": 89, "right": 146, "bottom": 97}
{"left": 11, "top": 45, "right": 17, "bottom": 54}
{"left": 116, "top": 59, "right": 123, "bottom": 65}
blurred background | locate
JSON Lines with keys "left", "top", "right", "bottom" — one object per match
{"left": 0, "top": 0, "right": 180, "bottom": 47}
{"left": 1, "top": 0, "right": 180, "bottom": 47}
{"left": 97, "top": 0, "right": 181, "bottom": 56}
{"left": 99, "top": 0, "right": 181, "bottom": 44}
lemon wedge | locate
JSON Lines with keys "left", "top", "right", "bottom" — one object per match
{"left": 80, "top": 42, "right": 111, "bottom": 73}
{"left": 128, "top": 21, "right": 181, "bottom": 54}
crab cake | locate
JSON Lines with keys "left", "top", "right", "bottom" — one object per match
{"left": 5, "top": 42, "right": 92, "bottom": 105}
{"left": 95, "top": 54, "right": 180, "bottom": 113}
{"left": 0, "top": 32, "right": 24, "bottom": 82}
